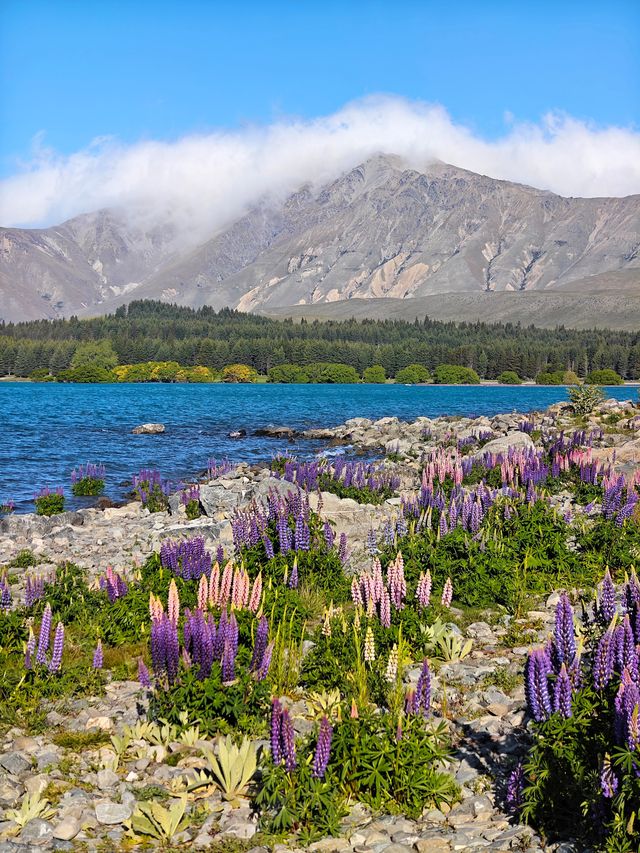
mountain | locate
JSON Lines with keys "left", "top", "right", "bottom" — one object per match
{"left": 1, "top": 155, "right": 639, "bottom": 325}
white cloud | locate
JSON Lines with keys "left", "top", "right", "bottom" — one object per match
{"left": 1, "top": 95, "right": 639, "bottom": 239}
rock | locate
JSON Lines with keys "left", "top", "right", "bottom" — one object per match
{"left": 85, "top": 716, "right": 113, "bottom": 731}
{"left": 473, "top": 432, "right": 534, "bottom": 459}
{"left": 20, "top": 818, "right": 53, "bottom": 842}
{"left": 52, "top": 817, "right": 80, "bottom": 841}
{"left": 24, "top": 775, "right": 50, "bottom": 796}
{"left": 95, "top": 801, "right": 132, "bottom": 825}
{"left": 0, "top": 751, "right": 30, "bottom": 775}
{"left": 228, "top": 429, "right": 247, "bottom": 439}
{"left": 254, "top": 426, "right": 297, "bottom": 438}
{"left": 96, "top": 768, "right": 119, "bottom": 789}
{"left": 131, "top": 423, "right": 165, "bottom": 434}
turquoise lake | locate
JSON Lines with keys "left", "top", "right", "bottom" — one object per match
{"left": 0, "top": 382, "right": 635, "bottom": 511}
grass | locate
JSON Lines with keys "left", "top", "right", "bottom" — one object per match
{"left": 52, "top": 729, "right": 112, "bottom": 750}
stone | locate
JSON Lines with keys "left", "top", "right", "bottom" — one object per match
{"left": 24, "top": 775, "right": 49, "bottom": 796}
{"left": 52, "top": 817, "right": 80, "bottom": 841}
{"left": 95, "top": 801, "right": 132, "bottom": 825}
{"left": 0, "top": 751, "right": 30, "bottom": 775}
{"left": 131, "top": 423, "right": 165, "bottom": 434}
{"left": 473, "top": 431, "right": 534, "bottom": 459}
{"left": 96, "top": 768, "right": 119, "bottom": 789}
{"left": 415, "top": 840, "right": 451, "bottom": 852}
{"left": 20, "top": 818, "right": 53, "bottom": 842}
{"left": 85, "top": 716, "right": 113, "bottom": 731}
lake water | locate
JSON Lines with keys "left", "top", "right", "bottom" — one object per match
{"left": 0, "top": 382, "right": 635, "bottom": 511}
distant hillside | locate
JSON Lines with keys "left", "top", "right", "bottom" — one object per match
{"left": 1, "top": 155, "right": 639, "bottom": 325}
{"left": 262, "top": 270, "right": 640, "bottom": 331}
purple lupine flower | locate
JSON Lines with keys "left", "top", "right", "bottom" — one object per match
{"left": 338, "top": 533, "right": 348, "bottom": 565}
{"left": 525, "top": 648, "right": 553, "bottom": 721}
{"left": 614, "top": 672, "right": 640, "bottom": 750}
{"left": 216, "top": 545, "right": 224, "bottom": 566}
{"left": 294, "top": 515, "right": 310, "bottom": 551}
{"left": 598, "top": 569, "right": 617, "bottom": 623}
{"left": 553, "top": 594, "right": 577, "bottom": 668}
{"left": 138, "top": 657, "right": 151, "bottom": 687}
{"left": 288, "top": 559, "right": 299, "bottom": 589}
{"left": 165, "top": 615, "right": 180, "bottom": 684}
{"left": 250, "top": 616, "right": 269, "bottom": 672}
{"left": 506, "top": 763, "right": 525, "bottom": 814}
{"left": 92, "top": 640, "right": 103, "bottom": 669}
{"left": 36, "top": 603, "right": 52, "bottom": 665}
{"left": 593, "top": 627, "right": 616, "bottom": 689}
{"left": 553, "top": 663, "right": 572, "bottom": 718}
{"left": 24, "top": 630, "right": 36, "bottom": 670}
{"left": 600, "top": 754, "right": 619, "bottom": 798}
{"left": 323, "top": 520, "right": 335, "bottom": 550}
{"left": 48, "top": 622, "right": 64, "bottom": 672}
{"left": 312, "top": 715, "right": 333, "bottom": 779}
{"left": 262, "top": 533, "right": 275, "bottom": 559}
{"left": 221, "top": 638, "right": 236, "bottom": 684}
{"left": 270, "top": 699, "right": 283, "bottom": 765}
{"left": 366, "top": 528, "right": 378, "bottom": 556}
{"left": 254, "top": 641, "right": 273, "bottom": 681}
{"left": 413, "top": 658, "right": 432, "bottom": 717}
{"left": 281, "top": 707, "right": 297, "bottom": 771}
{"left": 0, "top": 577, "right": 11, "bottom": 611}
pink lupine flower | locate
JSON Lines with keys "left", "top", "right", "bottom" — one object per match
{"left": 168, "top": 579, "right": 180, "bottom": 626}
{"left": 219, "top": 561, "right": 233, "bottom": 607}
{"left": 416, "top": 570, "right": 432, "bottom": 609}
{"left": 248, "top": 572, "right": 262, "bottom": 613}
{"left": 197, "top": 574, "right": 208, "bottom": 611}
{"left": 209, "top": 563, "right": 220, "bottom": 607}
{"left": 441, "top": 577, "right": 453, "bottom": 608}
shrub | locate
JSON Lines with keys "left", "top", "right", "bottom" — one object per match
{"left": 585, "top": 369, "right": 624, "bottom": 386}
{"left": 535, "top": 370, "right": 565, "bottom": 385}
{"left": 267, "top": 364, "right": 309, "bottom": 383}
{"left": 567, "top": 384, "right": 605, "bottom": 415}
{"left": 304, "top": 363, "right": 360, "bottom": 383}
{"left": 498, "top": 370, "right": 522, "bottom": 385}
{"left": 362, "top": 364, "right": 386, "bottom": 383}
{"left": 56, "top": 364, "right": 113, "bottom": 383}
{"left": 71, "top": 463, "right": 106, "bottom": 496}
{"left": 433, "top": 364, "right": 480, "bottom": 385}
{"left": 517, "top": 581, "right": 640, "bottom": 851}
{"left": 71, "top": 340, "right": 118, "bottom": 371}
{"left": 221, "top": 364, "right": 259, "bottom": 383}
{"left": 34, "top": 487, "right": 65, "bottom": 516}
{"left": 395, "top": 364, "right": 431, "bottom": 384}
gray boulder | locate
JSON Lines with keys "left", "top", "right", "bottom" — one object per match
{"left": 131, "top": 423, "right": 165, "bottom": 435}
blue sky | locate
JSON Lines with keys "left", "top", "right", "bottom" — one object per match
{"left": 1, "top": 0, "right": 638, "bottom": 167}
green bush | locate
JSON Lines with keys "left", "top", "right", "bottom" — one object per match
{"left": 34, "top": 491, "right": 65, "bottom": 516}
{"left": 395, "top": 364, "right": 431, "bottom": 384}
{"left": 498, "top": 370, "right": 522, "bottom": 385}
{"left": 362, "top": 365, "right": 386, "bottom": 383}
{"left": 267, "top": 364, "right": 309, "bottom": 383}
{"left": 535, "top": 370, "right": 566, "bottom": 385}
{"left": 433, "top": 364, "right": 480, "bottom": 385}
{"left": 305, "top": 363, "right": 360, "bottom": 383}
{"left": 585, "top": 369, "right": 623, "bottom": 386}
{"left": 56, "top": 364, "right": 114, "bottom": 383}
{"left": 567, "top": 384, "right": 605, "bottom": 415}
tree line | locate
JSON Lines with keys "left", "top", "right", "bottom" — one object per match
{"left": 0, "top": 300, "right": 638, "bottom": 380}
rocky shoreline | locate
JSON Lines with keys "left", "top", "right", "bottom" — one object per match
{"left": 1, "top": 396, "right": 639, "bottom": 852}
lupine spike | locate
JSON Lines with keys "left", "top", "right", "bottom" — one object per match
{"left": 48, "top": 622, "right": 64, "bottom": 672}
{"left": 168, "top": 579, "right": 180, "bottom": 627}
{"left": 92, "top": 639, "right": 103, "bottom": 669}
{"left": 311, "top": 715, "right": 333, "bottom": 779}
{"left": 248, "top": 572, "right": 262, "bottom": 613}
{"left": 197, "top": 575, "right": 208, "bottom": 611}
{"left": 36, "top": 603, "right": 52, "bottom": 665}
{"left": 441, "top": 577, "right": 453, "bottom": 608}
{"left": 209, "top": 562, "right": 220, "bottom": 607}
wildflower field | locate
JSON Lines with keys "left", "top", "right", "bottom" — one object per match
{"left": 1, "top": 398, "right": 640, "bottom": 851}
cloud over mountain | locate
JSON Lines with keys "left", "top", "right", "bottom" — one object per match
{"left": 1, "top": 96, "right": 640, "bottom": 242}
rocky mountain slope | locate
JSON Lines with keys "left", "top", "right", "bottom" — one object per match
{"left": 1, "top": 155, "right": 638, "bottom": 324}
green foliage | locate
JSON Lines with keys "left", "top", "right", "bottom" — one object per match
{"left": 71, "top": 477, "right": 105, "bottom": 496}
{"left": 536, "top": 370, "right": 566, "bottom": 385}
{"left": 304, "top": 362, "right": 360, "bottom": 383}
{"left": 395, "top": 363, "right": 431, "bottom": 384}
{"left": 2, "top": 299, "right": 639, "bottom": 381}
{"left": 498, "top": 370, "right": 522, "bottom": 385}
{"left": 34, "top": 493, "right": 65, "bottom": 516}
{"left": 267, "top": 363, "right": 309, "bottom": 383}
{"left": 433, "top": 364, "right": 480, "bottom": 384}
{"left": 71, "top": 340, "right": 119, "bottom": 371}
{"left": 585, "top": 368, "right": 624, "bottom": 386}
{"left": 57, "top": 364, "right": 114, "bottom": 382}
{"left": 362, "top": 364, "right": 386, "bottom": 383}
{"left": 9, "top": 549, "right": 37, "bottom": 568}
{"left": 127, "top": 795, "right": 189, "bottom": 843}
{"left": 221, "top": 363, "right": 259, "bottom": 383}
{"left": 184, "top": 499, "right": 201, "bottom": 520}
{"left": 567, "top": 384, "right": 606, "bottom": 414}
{"left": 195, "top": 736, "right": 257, "bottom": 803}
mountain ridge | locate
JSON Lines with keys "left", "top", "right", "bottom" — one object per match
{"left": 1, "top": 154, "right": 638, "bottom": 325}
